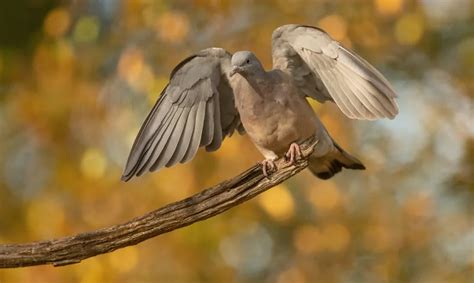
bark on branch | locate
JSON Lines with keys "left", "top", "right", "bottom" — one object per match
{"left": 0, "top": 137, "right": 318, "bottom": 268}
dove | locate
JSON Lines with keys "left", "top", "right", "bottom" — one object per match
{"left": 121, "top": 24, "right": 399, "bottom": 181}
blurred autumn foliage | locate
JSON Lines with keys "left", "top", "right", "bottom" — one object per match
{"left": 0, "top": 0, "right": 473, "bottom": 282}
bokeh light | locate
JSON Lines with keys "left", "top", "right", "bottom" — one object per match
{"left": 27, "top": 197, "right": 65, "bottom": 238}
{"left": 317, "top": 14, "right": 347, "bottom": 41}
{"left": 80, "top": 148, "right": 107, "bottom": 180}
{"left": 107, "top": 247, "right": 139, "bottom": 273}
{"left": 43, "top": 8, "right": 71, "bottom": 38}
{"left": 154, "top": 11, "right": 190, "bottom": 44}
{"left": 257, "top": 184, "right": 295, "bottom": 222}
{"left": 375, "top": 0, "right": 403, "bottom": 15}
{"left": 307, "top": 181, "right": 342, "bottom": 213}
{"left": 73, "top": 16, "right": 100, "bottom": 43}
{"left": 394, "top": 13, "right": 425, "bottom": 45}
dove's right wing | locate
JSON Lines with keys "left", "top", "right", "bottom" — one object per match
{"left": 122, "top": 48, "right": 244, "bottom": 181}
{"left": 272, "top": 24, "right": 399, "bottom": 120}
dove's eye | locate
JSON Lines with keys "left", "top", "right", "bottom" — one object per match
{"left": 246, "top": 59, "right": 250, "bottom": 64}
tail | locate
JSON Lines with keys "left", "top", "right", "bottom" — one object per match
{"left": 308, "top": 140, "right": 365, "bottom": 180}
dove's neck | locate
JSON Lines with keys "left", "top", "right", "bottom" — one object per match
{"left": 242, "top": 69, "right": 273, "bottom": 96}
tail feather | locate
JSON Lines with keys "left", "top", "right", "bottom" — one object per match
{"left": 309, "top": 141, "right": 365, "bottom": 180}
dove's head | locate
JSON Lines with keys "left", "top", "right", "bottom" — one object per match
{"left": 229, "top": 51, "right": 263, "bottom": 77}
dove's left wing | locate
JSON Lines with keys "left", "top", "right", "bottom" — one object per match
{"left": 122, "top": 48, "right": 243, "bottom": 181}
{"left": 272, "top": 24, "right": 399, "bottom": 120}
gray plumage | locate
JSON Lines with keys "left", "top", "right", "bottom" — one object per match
{"left": 272, "top": 25, "right": 398, "bottom": 120}
{"left": 122, "top": 24, "right": 399, "bottom": 181}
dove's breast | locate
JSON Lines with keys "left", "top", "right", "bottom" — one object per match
{"left": 231, "top": 71, "right": 319, "bottom": 156}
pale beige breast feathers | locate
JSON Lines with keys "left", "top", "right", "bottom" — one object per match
{"left": 231, "top": 72, "right": 319, "bottom": 156}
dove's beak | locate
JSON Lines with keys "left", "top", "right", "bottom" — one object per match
{"left": 229, "top": 66, "right": 242, "bottom": 77}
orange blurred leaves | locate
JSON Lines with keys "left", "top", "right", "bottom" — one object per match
{"left": 155, "top": 11, "right": 190, "bottom": 44}
{"left": 307, "top": 181, "right": 343, "bottom": 213}
{"left": 43, "top": 8, "right": 71, "bottom": 38}
{"left": 318, "top": 14, "right": 348, "bottom": 41}
{"left": 374, "top": 0, "right": 404, "bottom": 16}
{"left": 257, "top": 184, "right": 295, "bottom": 222}
{"left": 293, "top": 223, "right": 351, "bottom": 255}
{"left": 118, "top": 47, "right": 155, "bottom": 94}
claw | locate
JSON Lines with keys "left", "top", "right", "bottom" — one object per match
{"left": 285, "top": 142, "right": 303, "bottom": 165}
{"left": 261, "top": 159, "right": 277, "bottom": 178}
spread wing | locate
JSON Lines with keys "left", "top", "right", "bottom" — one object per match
{"left": 122, "top": 48, "right": 244, "bottom": 181}
{"left": 272, "top": 24, "right": 399, "bottom": 120}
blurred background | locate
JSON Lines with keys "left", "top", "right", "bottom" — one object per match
{"left": 0, "top": 0, "right": 473, "bottom": 282}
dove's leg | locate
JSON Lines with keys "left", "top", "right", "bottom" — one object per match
{"left": 261, "top": 159, "right": 277, "bottom": 177}
{"left": 285, "top": 142, "right": 303, "bottom": 164}
{"left": 254, "top": 145, "right": 278, "bottom": 177}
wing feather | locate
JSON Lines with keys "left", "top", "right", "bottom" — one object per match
{"left": 122, "top": 48, "right": 243, "bottom": 181}
{"left": 167, "top": 105, "right": 198, "bottom": 167}
{"left": 272, "top": 24, "right": 399, "bottom": 120}
{"left": 331, "top": 59, "right": 379, "bottom": 119}
{"left": 182, "top": 101, "right": 206, "bottom": 162}
{"left": 149, "top": 106, "right": 186, "bottom": 171}
{"left": 132, "top": 101, "right": 177, "bottom": 176}
{"left": 336, "top": 60, "right": 394, "bottom": 117}
{"left": 163, "top": 106, "right": 192, "bottom": 167}
{"left": 206, "top": 92, "right": 223, "bottom": 152}
{"left": 337, "top": 64, "right": 385, "bottom": 119}
{"left": 200, "top": 92, "right": 215, "bottom": 147}
{"left": 304, "top": 50, "right": 357, "bottom": 118}
{"left": 137, "top": 106, "right": 182, "bottom": 175}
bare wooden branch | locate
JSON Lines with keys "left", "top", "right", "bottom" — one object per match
{"left": 0, "top": 137, "right": 318, "bottom": 269}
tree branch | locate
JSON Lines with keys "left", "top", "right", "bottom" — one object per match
{"left": 0, "top": 137, "right": 318, "bottom": 269}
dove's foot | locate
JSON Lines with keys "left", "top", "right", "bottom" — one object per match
{"left": 261, "top": 159, "right": 277, "bottom": 178}
{"left": 285, "top": 142, "right": 303, "bottom": 165}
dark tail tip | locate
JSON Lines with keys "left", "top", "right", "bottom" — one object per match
{"left": 316, "top": 171, "right": 335, "bottom": 180}
{"left": 310, "top": 145, "right": 365, "bottom": 180}
{"left": 346, "top": 162, "right": 366, "bottom": 170}
{"left": 314, "top": 159, "right": 354, "bottom": 180}
{"left": 314, "top": 159, "right": 365, "bottom": 180}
